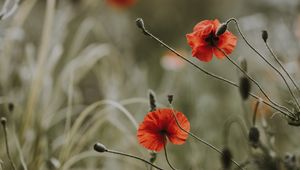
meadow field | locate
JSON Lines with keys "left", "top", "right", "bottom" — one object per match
{"left": 1, "top": 0, "right": 300, "bottom": 169}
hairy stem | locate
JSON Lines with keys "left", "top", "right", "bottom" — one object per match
{"left": 226, "top": 18, "right": 300, "bottom": 112}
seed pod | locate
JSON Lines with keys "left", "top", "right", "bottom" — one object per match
{"left": 94, "top": 143, "right": 108, "bottom": 153}
{"left": 149, "top": 90, "right": 156, "bottom": 112}
{"left": 0, "top": 117, "right": 6, "bottom": 125}
{"left": 221, "top": 147, "right": 232, "bottom": 169}
{"left": 262, "top": 30, "right": 268, "bottom": 43}
{"left": 149, "top": 151, "right": 157, "bottom": 163}
{"left": 136, "top": 18, "right": 145, "bottom": 30}
{"left": 249, "top": 127, "right": 260, "bottom": 148}
{"left": 216, "top": 23, "right": 228, "bottom": 36}
{"left": 8, "top": 103, "right": 14, "bottom": 112}
{"left": 167, "top": 95, "right": 174, "bottom": 104}
{"left": 239, "top": 76, "right": 251, "bottom": 100}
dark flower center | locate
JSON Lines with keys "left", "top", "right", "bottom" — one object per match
{"left": 159, "top": 129, "right": 168, "bottom": 135}
{"left": 205, "top": 31, "right": 219, "bottom": 46}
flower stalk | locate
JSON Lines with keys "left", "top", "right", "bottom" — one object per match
{"left": 1, "top": 117, "right": 16, "bottom": 170}
{"left": 93, "top": 143, "right": 163, "bottom": 170}
{"left": 225, "top": 18, "right": 300, "bottom": 112}
{"left": 135, "top": 17, "right": 295, "bottom": 121}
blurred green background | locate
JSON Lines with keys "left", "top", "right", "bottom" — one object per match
{"left": 0, "top": 0, "right": 300, "bottom": 169}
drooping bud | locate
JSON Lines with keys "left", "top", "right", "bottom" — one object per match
{"left": 262, "top": 30, "right": 268, "bottom": 43}
{"left": 249, "top": 127, "right": 260, "bottom": 148}
{"left": 8, "top": 103, "right": 14, "bottom": 112}
{"left": 0, "top": 117, "right": 7, "bottom": 125}
{"left": 216, "top": 23, "right": 228, "bottom": 36}
{"left": 136, "top": 18, "right": 149, "bottom": 36}
{"left": 221, "top": 147, "right": 232, "bottom": 169}
{"left": 167, "top": 94, "right": 173, "bottom": 104}
{"left": 149, "top": 90, "right": 156, "bottom": 112}
{"left": 284, "top": 153, "right": 297, "bottom": 170}
{"left": 94, "top": 142, "right": 108, "bottom": 153}
{"left": 239, "top": 76, "right": 251, "bottom": 100}
{"left": 149, "top": 151, "right": 157, "bottom": 163}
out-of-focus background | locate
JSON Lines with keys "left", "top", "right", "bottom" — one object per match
{"left": 0, "top": 0, "right": 300, "bottom": 169}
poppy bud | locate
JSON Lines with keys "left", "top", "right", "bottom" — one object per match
{"left": 167, "top": 95, "right": 173, "bottom": 104}
{"left": 149, "top": 90, "right": 156, "bottom": 111}
{"left": 249, "top": 127, "right": 260, "bottom": 148}
{"left": 94, "top": 142, "right": 108, "bottom": 153}
{"left": 239, "top": 57, "right": 248, "bottom": 72}
{"left": 284, "top": 153, "right": 297, "bottom": 169}
{"left": 239, "top": 76, "right": 251, "bottom": 100}
{"left": 221, "top": 147, "right": 232, "bottom": 169}
{"left": 149, "top": 151, "right": 157, "bottom": 163}
{"left": 216, "top": 23, "right": 228, "bottom": 36}
{"left": 136, "top": 18, "right": 149, "bottom": 36}
{"left": 262, "top": 30, "right": 268, "bottom": 42}
{"left": 0, "top": 117, "right": 6, "bottom": 125}
{"left": 8, "top": 103, "right": 14, "bottom": 112}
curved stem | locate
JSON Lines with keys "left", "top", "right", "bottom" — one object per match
{"left": 136, "top": 22, "right": 294, "bottom": 120}
{"left": 226, "top": 18, "right": 300, "bottom": 113}
{"left": 217, "top": 46, "right": 295, "bottom": 120}
{"left": 265, "top": 41, "right": 300, "bottom": 99}
{"left": 163, "top": 145, "right": 176, "bottom": 170}
{"left": 253, "top": 100, "right": 260, "bottom": 126}
{"left": 1, "top": 119, "right": 16, "bottom": 170}
{"left": 106, "top": 150, "right": 163, "bottom": 170}
{"left": 168, "top": 105, "right": 245, "bottom": 170}
{"left": 223, "top": 116, "right": 248, "bottom": 146}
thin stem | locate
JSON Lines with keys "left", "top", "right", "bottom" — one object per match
{"left": 1, "top": 119, "right": 16, "bottom": 170}
{"left": 163, "top": 145, "right": 176, "bottom": 170}
{"left": 135, "top": 21, "right": 294, "bottom": 120}
{"left": 217, "top": 46, "right": 295, "bottom": 120}
{"left": 265, "top": 41, "right": 300, "bottom": 97}
{"left": 253, "top": 100, "right": 260, "bottom": 126}
{"left": 106, "top": 150, "right": 163, "bottom": 170}
{"left": 223, "top": 116, "right": 248, "bottom": 146}
{"left": 226, "top": 18, "right": 300, "bottom": 112}
{"left": 168, "top": 105, "right": 245, "bottom": 170}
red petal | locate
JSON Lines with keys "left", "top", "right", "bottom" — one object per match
{"left": 167, "top": 110, "right": 190, "bottom": 145}
{"left": 214, "top": 31, "right": 237, "bottom": 59}
{"left": 137, "top": 108, "right": 190, "bottom": 151}
{"left": 192, "top": 46, "right": 213, "bottom": 62}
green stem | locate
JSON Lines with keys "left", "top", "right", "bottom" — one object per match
{"left": 163, "top": 145, "right": 176, "bottom": 170}
{"left": 106, "top": 150, "right": 163, "bottom": 170}
{"left": 226, "top": 18, "right": 299, "bottom": 114}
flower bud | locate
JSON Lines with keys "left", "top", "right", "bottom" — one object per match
{"left": 8, "top": 103, "right": 14, "bottom": 112}
{"left": 149, "top": 151, "right": 157, "bottom": 163}
{"left": 216, "top": 23, "right": 228, "bottom": 36}
{"left": 262, "top": 30, "right": 268, "bottom": 42}
{"left": 149, "top": 90, "right": 156, "bottom": 111}
{"left": 249, "top": 127, "right": 260, "bottom": 148}
{"left": 167, "top": 95, "right": 173, "bottom": 104}
{"left": 0, "top": 117, "right": 7, "bottom": 125}
{"left": 136, "top": 18, "right": 145, "bottom": 31}
{"left": 94, "top": 142, "right": 108, "bottom": 153}
{"left": 239, "top": 76, "right": 251, "bottom": 100}
{"left": 221, "top": 147, "right": 232, "bottom": 169}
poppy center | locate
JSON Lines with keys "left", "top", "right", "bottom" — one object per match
{"left": 205, "top": 31, "right": 219, "bottom": 46}
{"left": 159, "top": 129, "right": 168, "bottom": 135}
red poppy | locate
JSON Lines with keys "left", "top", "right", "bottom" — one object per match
{"left": 137, "top": 108, "right": 190, "bottom": 152}
{"left": 186, "top": 19, "right": 237, "bottom": 62}
{"left": 106, "top": 0, "right": 136, "bottom": 8}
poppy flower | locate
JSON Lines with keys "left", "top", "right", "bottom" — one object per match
{"left": 186, "top": 19, "right": 237, "bottom": 62}
{"left": 137, "top": 108, "right": 190, "bottom": 152}
{"left": 106, "top": 0, "right": 136, "bottom": 8}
